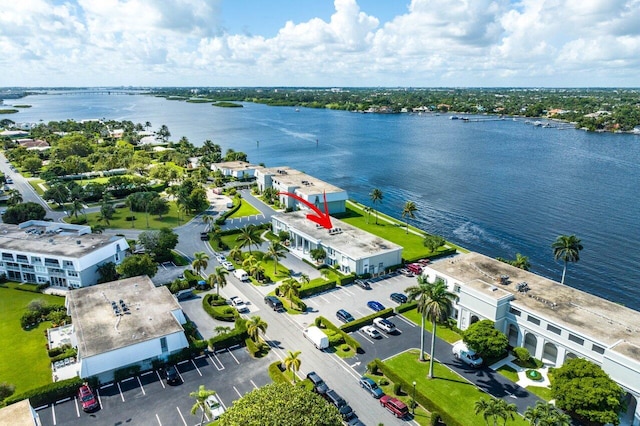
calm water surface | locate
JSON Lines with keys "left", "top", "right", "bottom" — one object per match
{"left": 8, "top": 92, "right": 640, "bottom": 310}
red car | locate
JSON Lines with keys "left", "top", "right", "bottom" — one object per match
{"left": 380, "top": 395, "right": 408, "bottom": 418}
{"left": 78, "top": 384, "right": 99, "bottom": 412}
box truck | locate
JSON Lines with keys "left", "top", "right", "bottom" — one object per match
{"left": 303, "top": 326, "right": 329, "bottom": 350}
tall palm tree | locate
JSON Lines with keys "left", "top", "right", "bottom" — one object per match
{"left": 191, "top": 251, "right": 210, "bottom": 278}
{"left": 7, "top": 189, "right": 23, "bottom": 206}
{"left": 236, "top": 224, "right": 262, "bottom": 254}
{"left": 363, "top": 206, "right": 372, "bottom": 224}
{"left": 228, "top": 246, "right": 243, "bottom": 263}
{"left": 475, "top": 398, "right": 517, "bottom": 426}
{"left": 552, "top": 234, "right": 583, "bottom": 285}
{"left": 512, "top": 253, "right": 531, "bottom": 271}
{"left": 265, "top": 241, "right": 287, "bottom": 274}
{"left": 246, "top": 315, "right": 268, "bottom": 343}
{"left": 401, "top": 200, "right": 418, "bottom": 234}
{"left": 207, "top": 266, "right": 229, "bottom": 296}
{"left": 189, "top": 385, "right": 217, "bottom": 426}
{"left": 524, "top": 401, "right": 571, "bottom": 426}
{"left": 299, "top": 273, "right": 310, "bottom": 286}
{"left": 279, "top": 279, "right": 301, "bottom": 307}
{"left": 68, "top": 198, "right": 85, "bottom": 219}
{"left": 283, "top": 350, "right": 302, "bottom": 383}
{"left": 369, "top": 188, "right": 383, "bottom": 224}
{"left": 405, "top": 277, "right": 455, "bottom": 378}
{"left": 202, "top": 213, "right": 216, "bottom": 232}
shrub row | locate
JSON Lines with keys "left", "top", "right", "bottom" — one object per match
{"left": 339, "top": 308, "right": 394, "bottom": 333}
{"left": 245, "top": 338, "right": 260, "bottom": 357}
{"left": 290, "top": 295, "right": 307, "bottom": 311}
{"left": 209, "top": 318, "right": 248, "bottom": 351}
{"left": 183, "top": 269, "right": 200, "bottom": 287}
{"left": 51, "top": 348, "right": 77, "bottom": 363}
{"left": 4, "top": 377, "right": 84, "bottom": 407}
{"left": 268, "top": 361, "right": 290, "bottom": 384}
{"left": 215, "top": 197, "right": 242, "bottom": 225}
{"left": 338, "top": 274, "right": 356, "bottom": 286}
{"left": 114, "top": 365, "right": 141, "bottom": 383}
{"left": 48, "top": 344, "right": 72, "bottom": 358}
{"left": 403, "top": 248, "right": 456, "bottom": 264}
{"left": 315, "top": 316, "right": 360, "bottom": 352}
{"left": 299, "top": 280, "right": 336, "bottom": 298}
{"left": 395, "top": 301, "right": 418, "bottom": 314}
{"left": 370, "top": 358, "right": 463, "bottom": 426}
{"left": 202, "top": 294, "right": 238, "bottom": 321}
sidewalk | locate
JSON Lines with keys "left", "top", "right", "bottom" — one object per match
{"left": 491, "top": 355, "right": 552, "bottom": 388}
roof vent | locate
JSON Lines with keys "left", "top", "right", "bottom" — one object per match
{"left": 76, "top": 240, "right": 81, "bottom": 245}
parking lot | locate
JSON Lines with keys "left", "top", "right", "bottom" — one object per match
{"left": 36, "top": 346, "right": 275, "bottom": 426}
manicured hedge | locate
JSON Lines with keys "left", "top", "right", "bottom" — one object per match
{"left": 339, "top": 308, "right": 394, "bottom": 333}
{"left": 209, "top": 318, "right": 248, "bottom": 351}
{"left": 215, "top": 197, "right": 242, "bottom": 225}
{"left": 403, "top": 248, "right": 456, "bottom": 264}
{"left": 4, "top": 377, "right": 84, "bottom": 407}
{"left": 268, "top": 361, "right": 290, "bottom": 384}
{"left": 316, "top": 316, "right": 360, "bottom": 352}
{"left": 202, "top": 294, "right": 238, "bottom": 321}
{"left": 338, "top": 274, "right": 356, "bottom": 286}
{"left": 371, "top": 358, "right": 463, "bottom": 426}
{"left": 114, "top": 365, "right": 141, "bottom": 382}
{"left": 290, "top": 295, "right": 307, "bottom": 311}
{"left": 395, "top": 301, "right": 418, "bottom": 314}
{"left": 299, "top": 280, "right": 336, "bottom": 298}
{"left": 245, "top": 337, "right": 260, "bottom": 357}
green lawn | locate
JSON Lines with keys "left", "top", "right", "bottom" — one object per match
{"left": 228, "top": 201, "right": 261, "bottom": 219}
{"left": 384, "top": 350, "right": 529, "bottom": 425}
{"left": 0, "top": 286, "right": 65, "bottom": 395}
{"left": 497, "top": 365, "right": 520, "bottom": 382}
{"left": 400, "top": 308, "right": 462, "bottom": 343}
{"left": 338, "top": 201, "right": 453, "bottom": 260}
{"left": 81, "top": 202, "right": 196, "bottom": 230}
{"left": 28, "top": 178, "right": 47, "bottom": 196}
{"left": 526, "top": 385, "right": 552, "bottom": 401}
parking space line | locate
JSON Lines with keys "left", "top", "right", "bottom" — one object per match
{"left": 341, "top": 287, "right": 355, "bottom": 296}
{"left": 176, "top": 367, "right": 185, "bottom": 383}
{"left": 74, "top": 396, "right": 80, "bottom": 417}
{"left": 121, "top": 377, "right": 135, "bottom": 383}
{"left": 155, "top": 370, "right": 166, "bottom": 388}
{"left": 191, "top": 359, "right": 203, "bottom": 376}
{"left": 329, "top": 292, "right": 342, "bottom": 300}
{"left": 233, "top": 386, "right": 242, "bottom": 398}
{"left": 155, "top": 413, "right": 162, "bottom": 425}
{"left": 227, "top": 348, "right": 240, "bottom": 364}
{"left": 250, "top": 379, "right": 258, "bottom": 389}
{"left": 208, "top": 353, "right": 225, "bottom": 370}
{"left": 396, "top": 315, "right": 417, "bottom": 327}
{"left": 117, "top": 381, "right": 125, "bottom": 402}
{"left": 96, "top": 388, "right": 103, "bottom": 408}
{"left": 51, "top": 404, "right": 57, "bottom": 425}
{"left": 318, "top": 295, "right": 330, "bottom": 303}
{"left": 305, "top": 298, "right": 319, "bottom": 307}
{"left": 100, "top": 383, "right": 113, "bottom": 389}
{"left": 55, "top": 397, "right": 71, "bottom": 404}
{"left": 357, "top": 331, "right": 375, "bottom": 344}
{"left": 137, "top": 376, "right": 146, "bottom": 395}
{"left": 354, "top": 309, "right": 367, "bottom": 317}
{"left": 141, "top": 370, "right": 154, "bottom": 376}
{"left": 176, "top": 407, "right": 188, "bottom": 426}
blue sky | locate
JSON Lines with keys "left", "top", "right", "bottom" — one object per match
{"left": 0, "top": 0, "right": 638, "bottom": 87}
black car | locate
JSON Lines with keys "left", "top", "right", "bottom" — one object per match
{"left": 390, "top": 292, "right": 408, "bottom": 304}
{"left": 166, "top": 365, "right": 180, "bottom": 385}
{"left": 265, "top": 295, "right": 284, "bottom": 311}
{"left": 355, "top": 279, "right": 371, "bottom": 290}
{"left": 325, "top": 389, "right": 353, "bottom": 419}
{"left": 306, "top": 371, "right": 328, "bottom": 395}
{"left": 336, "top": 309, "right": 355, "bottom": 323}
{"left": 200, "top": 232, "right": 210, "bottom": 241}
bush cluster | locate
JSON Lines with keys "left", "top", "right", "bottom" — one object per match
{"left": 316, "top": 316, "right": 360, "bottom": 352}
{"left": 268, "top": 361, "right": 290, "bottom": 384}
{"left": 114, "top": 365, "right": 141, "bottom": 383}
{"left": 395, "top": 301, "right": 418, "bottom": 314}
{"left": 202, "top": 294, "right": 238, "bottom": 322}
{"left": 208, "top": 318, "right": 248, "bottom": 351}
{"left": 4, "top": 377, "right": 84, "bottom": 407}
{"left": 299, "top": 280, "right": 336, "bottom": 298}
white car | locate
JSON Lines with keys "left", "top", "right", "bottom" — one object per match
{"left": 361, "top": 325, "right": 382, "bottom": 339}
{"left": 222, "top": 261, "right": 235, "bottom": 271}
{"left": 216, "top": 254, "right": 227, "bottom": 263}
{"left": 229, "top": 296, "right": 249, "bottom": 313}
{"left": 205, "top": 394, "right": 225, "bottom": 420}
{"left": 373, "top": 317, "right": 396, "bottom": 333}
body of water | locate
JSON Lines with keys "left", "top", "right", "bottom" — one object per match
{"left": 7, "top": 91, "right": 640, "bottom": 310}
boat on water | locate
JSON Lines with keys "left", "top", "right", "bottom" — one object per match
{"left": 450, "top": 116, "right": 459, "bottom": 120}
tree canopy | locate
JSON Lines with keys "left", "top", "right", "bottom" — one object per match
{"left": 463, "top": 319, "right": 509, "bottom": 359}
{"left": 217, "top": 383, "right": 342, "bottom": 426}
{"left": 116, "top": 254, "right": 158, "bottom": 278}
{"left": 551, "top": 358, "right": 624, "bottom": 425}
{"left": 137, "top": 228, "right": 178, "bottom": 262}
{"left": 1, "top": 202, "right": 47, "bottom": 224}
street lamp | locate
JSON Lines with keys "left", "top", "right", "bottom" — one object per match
{"left": 412, "top": 381, "right": 416, "bottom": 414}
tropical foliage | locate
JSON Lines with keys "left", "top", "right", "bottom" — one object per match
{"left": 551, "top": 235, "right": 583, "bottom": 285}
{"left": 475, "top": 397, "right": 518, "bottom": 426}
{"left": 369, "top": 188, "right": 383, "bottom": 224}
{"left": 463, "top": 320, "right": 509, "bottom": 360}
{"left": 189, "top": 385, "right": 217, "bottom": 426}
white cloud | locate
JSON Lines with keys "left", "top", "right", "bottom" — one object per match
{"left": 0, "top": 0, "right": 638, "bottom": 86}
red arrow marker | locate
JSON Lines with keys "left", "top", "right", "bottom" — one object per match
{"left": 278, "top": 191, "right": 333, "bottom": 230}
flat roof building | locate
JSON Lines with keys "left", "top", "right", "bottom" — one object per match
{"left": 0, "top": 399, "right": 40, "bottom": 426}
{"left": 422, "top": 252, "right": 640, "bottom": 424}
{"left": 272, "top": 211, "right": 402, "bottom": 275}
{"left": 66, "top": 275, "right": 188, "bottom": 381}
{"left": 211, "top": 161, "right": 259, "bottom": 179}
{"left": 0, "top": 221, "right": 128, "bottom": 289}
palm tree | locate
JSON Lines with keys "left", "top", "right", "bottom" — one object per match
{"left": 369, "top": 188, "right": 383, "bottom": 224}
{"left": 475, "top": 398, "right": 496, "bottom": 426}
{"left": 401, "top": 200, "right": 418, "bottom": 234}
{"left": 320, "top": 268, "right": 332, "bottom": 281}
{"left": 405, "top": 277, "right": 455, "bottom": 378}
{"left": 524, "top": 401, "right": 571, "bottom": 426}
{"left": 299, "top": 273, "right": 310, "bottom": 286}
{"left": 7, "top": 189, "right": 23, "bottom": 206}
{"left": 475, "top": 398, "right": 516, "bottom": 426}
{"left": 363, "top": 206, "right": 372, "bottom": 224}
{"left": 283, "top": 350, "right": 302, "bottom": 383}
{"left": 279, "top": 279, "right": 301, "bottom": 307}
{"left": 68, "top": 198, "right": 85, "bottom": 219}
{"left": 512, "top": 253, "right": 531, "bottom": 271}
{"left": 236, "top": 224, "right": 262, "bottom": 254}
{"left": 189, "top": 385, "right": 217, "bottom": 426}
{"left": 552, "top": 234, "right": 583, "bottom": 285}
{"left": 202, "top": 213, "right": 216, "bottom": 232}
{"left": 191, "top": 251, "right": 210, "bottom": 278}
{"left": 266, "top": 241, "right": 287, "bottom": 274}
{"left": 228, "top": 246, "right": 243, "bottom": 263}
{"left": 207, "top": 266, "right": 228, "bottom": 296}
{"left": 246, "top": 315, "right": 268, "bottom": 343}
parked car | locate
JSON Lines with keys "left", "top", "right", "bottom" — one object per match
{"left": 78, "top": 384, "right": 99, "bottom": 412}
{"left": 390, "top": 292, "right": 407, "bottom": 304}
{"left": 380, "top": 395, "right": 409, "bottom": 418}
{"left": 324, "top": 390, "right": 354, "bottom": 420}
{"left": 215, "top": 254, "right": 226, "bottom": 263}
{"left": 205, "top": 394, "right": 225, "bottom": 420}
{"left": 367, "top": 301, "right": 385, "bottom": 312}
{"left": 359, "top": 377, "right": 384, "bottom": 398}
{"left": 360, "top": 325, "right": 382, "bottom": 339}
{"left": 229, "top": 296, "right": 249, "bottom": 313}
{"left": 222, "top": 261, "right": 235, "bottom": 271}
{"left": 452, "top": 341, "right": 484, "bottom": 368}
{"left": 354, "top": 279, "right": 371, "bottom": 290}
{"left": 373, "top": 317, "right": 396, "bottom": 333}
{"left": 166, "top": 365, "right": 181, "bottom": 385}
{"left": 264, "top": 295, "right": 284, "bottom": 311}
{"left": 306, "top": 371, "right": 328, "bottom": 395}
{"left": 336, "top": 309, "right": 355, "bottom": 323}
{"left": 5, "top": 177, "right": 12, "bottom": 184}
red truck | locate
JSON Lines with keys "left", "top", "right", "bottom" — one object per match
{"left": 380, "top": 395, "right": 409, "bottom": 418}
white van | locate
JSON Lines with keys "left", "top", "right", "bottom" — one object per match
{"left": 452, "top": 341, "right": 483, "bottom": 368}
{"left": 233, "top": 269, "right": 249, "bottom": 281}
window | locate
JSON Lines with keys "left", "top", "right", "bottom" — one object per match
{"left": 2, "top": 253, "right": 14, "bottom": 261}
{"left": 37, "top": 276, "right": 48, "bottom": 283}
{"left": 568, "top": 334, "right": 584, "bottom": 345}
{"left": 63, "top": 260, "right": 74, "bottom": 268}
{"left": 31, "top": 256, "right": 42, "bottom": 264}
{"left": 547, "top": 324, "right": 561, "bottom": 335}
{"left": 67, "top": 271, "right": 78, "bottom": 277}
{"left": 35, "top": 266, "right": 46, "bottom": 273}
{"left": 160, "top": 337, "right": 168, "bottom": 353}
{"left": 592, "top": 345, "right": 605, "bottom": 354}
{"left": 45, "top": 258, "right": 59, "bottom": 267}
{"left": 509, "top": 307, "right": 521, "bottom": 316}
{"left": 16, "top": 255, "right": 29, "bottom": 263}
{"left": 527, "top": 315, "right": 540, "bottom": 325}
{"left": 454, "top": 285, "right": 461, "bottom": 293}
